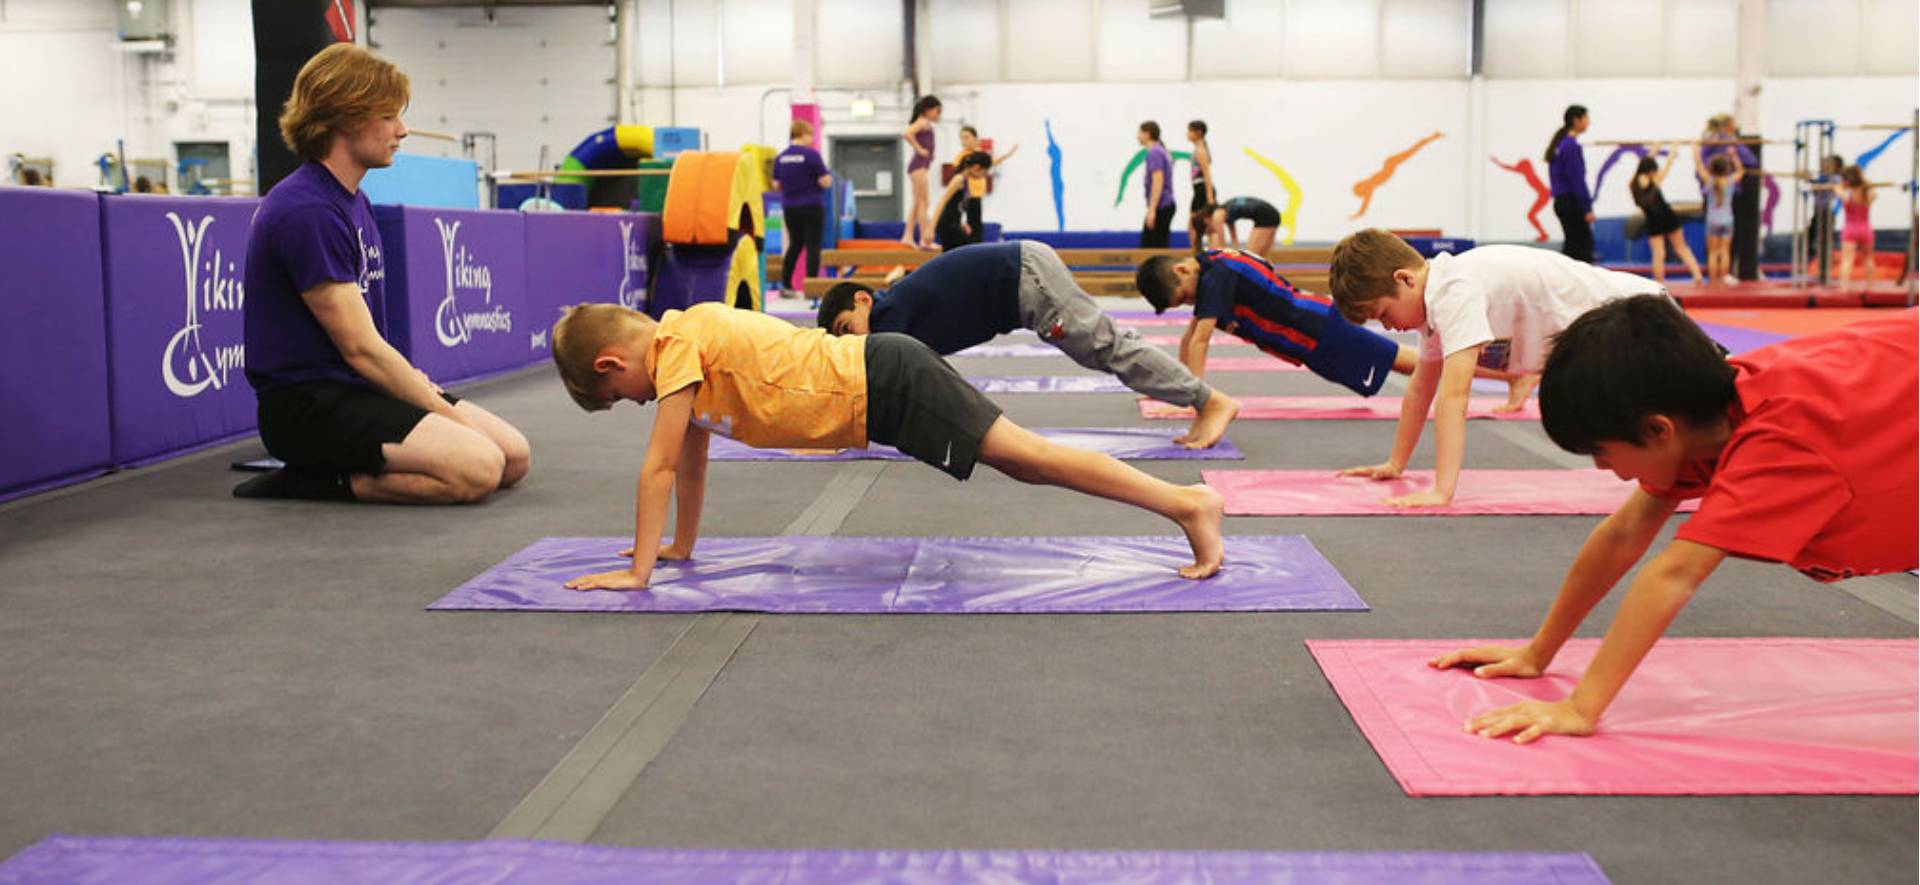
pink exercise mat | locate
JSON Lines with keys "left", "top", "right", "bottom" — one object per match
{"left": 1141, "top": 396, "right": 1539, "bottom": 421}
{"left": 1202, "top": 469, "right": 1697, "bottom": 516}
{"left": 1308, "top": 637, "right": 1919, "bottom": 796}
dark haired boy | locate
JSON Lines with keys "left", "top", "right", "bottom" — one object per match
{"left": 820, "top": 242, "right": 1239, "bottom": 448}
{"left": 1134, "top": 249, "right": 1415, "bottom": 399}
{"left": 1434, "top": 298, "right": 1916, "bottom": 743}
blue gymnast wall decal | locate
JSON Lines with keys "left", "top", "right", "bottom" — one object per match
{"left": 1045, "top": 120, "right": 1065, "bottom": 232}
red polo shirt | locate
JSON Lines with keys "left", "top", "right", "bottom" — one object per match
{"left": 1645, "top": 310, "right": 1918, "bottom": 582}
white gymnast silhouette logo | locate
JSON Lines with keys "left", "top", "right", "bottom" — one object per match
{"left": 161, "top": 211, "right": 246, "bottom": 398}
{"left": 617, "top": 220, "right": 648, "bottom": 309}
{"left": 434, "top": 217, "right": 510, "bottom": 348}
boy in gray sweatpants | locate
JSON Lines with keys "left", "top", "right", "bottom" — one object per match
{"left": 817, "top": 241, "right": 1240, "bottom": 448}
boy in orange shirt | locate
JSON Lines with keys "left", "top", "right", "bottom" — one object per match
{"left": 550, "top": 303, "right": 1225, "bottom": 589}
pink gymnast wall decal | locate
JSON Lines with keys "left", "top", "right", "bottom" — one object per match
{"left": 1490, "top": 156, "right": 1552, "bottom": 242}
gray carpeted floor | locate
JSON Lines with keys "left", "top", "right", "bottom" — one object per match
{"left": 1, "top": 313, "right": 1912, "bottom": 883}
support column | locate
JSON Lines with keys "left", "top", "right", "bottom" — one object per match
{"left": 615, "top": 0, "right": 634, "bottom": 125}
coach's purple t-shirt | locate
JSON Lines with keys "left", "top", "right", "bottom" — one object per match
{"left": 1144, "top": 143, "right": 1176, "bottom": 208}
{"left": 773, "top": 144, "right": 829, "bottom": 208}
{"left": 243, "top": 161, "right": 388, "bottom": 393}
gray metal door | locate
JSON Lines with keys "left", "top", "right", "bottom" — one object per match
{"left": 830, "top": 137, "right": 902, "bottom": 224}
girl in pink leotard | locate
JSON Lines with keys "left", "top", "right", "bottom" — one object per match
{"left": 1836, "top": 165, "right": 1876, "bottom": 288}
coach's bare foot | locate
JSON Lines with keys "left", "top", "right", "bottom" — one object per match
{"left": 1175, "top": 483, "right": 1226, "bottom": 579}
{"left": 1177, "top": 390, "right": 1240, "bottom": 449}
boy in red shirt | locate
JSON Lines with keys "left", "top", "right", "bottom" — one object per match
{"left": 1434, "top": 297, "right": 1917, "bottom": 742}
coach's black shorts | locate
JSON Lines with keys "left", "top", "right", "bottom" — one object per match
{"left": 863, "top": 333, "right": 1002, "bottom": 480}
{"left": 256, "top": 380, "right": 460, "bottom": 475}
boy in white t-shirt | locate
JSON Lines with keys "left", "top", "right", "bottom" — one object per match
{"left": 1326, "top": 229, "right": 1665, "bottom": 508}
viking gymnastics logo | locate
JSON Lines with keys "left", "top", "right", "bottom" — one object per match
{"left": 433, "top": 217, "right": 511, "bottom": 347}
{"left": 162, "top": 212, "right": 245, "bottom": 398}
{"left": 617, "top": 219, "right": 648, "bottom": 309}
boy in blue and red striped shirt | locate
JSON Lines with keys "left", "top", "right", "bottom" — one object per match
{"left": 1135, "top": 250, "right": 1415, "bottom": 396}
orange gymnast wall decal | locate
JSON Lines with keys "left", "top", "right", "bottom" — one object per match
{"left": 1350, "top": 132, "right": 1444, "bottom": 219}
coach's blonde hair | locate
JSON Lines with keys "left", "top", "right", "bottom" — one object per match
{"left": 278, "top": 44, "right": 410, "bottom": 161}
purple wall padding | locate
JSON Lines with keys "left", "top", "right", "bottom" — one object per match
{"left": 0, "top": 838, "right": 1611, "bottom": 884}
{"left": 647, "top": 243, "right": 732, "bottom": 318}
{"left": 0, "top": 188, "right": 112, "bottom": 500}
{"left": 431, "top": 535, "right": 1364, "bottom": 614}
{"left": 100, "top": 195, "right": 261, "bottom": 466}
{"left": 522, "top": 211, "right": 658, "bottom": 358}
{"left": 375, "top": 206, "right": 532, "bottom": 385}
{"left": 708, "top": 427, "right": 1242, "bottom": 461}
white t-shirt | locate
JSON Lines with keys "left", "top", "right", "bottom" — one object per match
{"left": 1419, "top": 246, "right": 1665, "bottom": 374}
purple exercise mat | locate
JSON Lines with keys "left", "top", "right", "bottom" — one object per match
{"left": 708, "top": 427, "right": 1241, "bottom": 461}
{"left": 968, "top": 374, "right": 1129, "bottom": 394}
{"left": 1694, "top": 321, "right": 1789, "bottom": 355}
{"left": 0, "top": 837, "right": 1610, "bottom": 884}
{"left": 430, "top": 535, "right": 1365, "bottom": 614}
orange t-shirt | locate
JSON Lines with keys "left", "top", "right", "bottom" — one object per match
{"left": 649, "top": 303, "right": 868, "bottom": 449}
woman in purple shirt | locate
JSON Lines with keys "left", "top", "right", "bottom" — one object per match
{"left": 236, "top": 45, "right": 529, "bottom": 504}
{"left": 1138, "top": 120, "right": 1177, "bottom": 249}
{"left": 1545, "top": 104, "right": 1594, "bottom": 263}
{"left": 772, "top": 119, "right": 832, "bottom": 296}
{"left": 901, "top": 95, "right": 941, "bottom": 249}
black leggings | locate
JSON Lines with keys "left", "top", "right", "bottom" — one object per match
{"left": 781, "top": 205, "right": 824, "bottom": 289}
{"left": 1553, "top": 195, "right": 1593, "bottom": 263}
{"left": 1140, "top": 203, "right": 1176, "bottom": 249}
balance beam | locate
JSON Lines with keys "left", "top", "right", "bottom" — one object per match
{"left": 817, "top": 245, "right": 1336, "bottom": 269}
{"left": 798, "top": 269, "right": 1332, "bottom": 299}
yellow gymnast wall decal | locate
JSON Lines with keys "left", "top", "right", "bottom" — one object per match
{"left": 1241, "top": 147, "right": 1302, "bottom": 246}
{"left": 1350, "top": 131, "right": 1444, "bottom": 219}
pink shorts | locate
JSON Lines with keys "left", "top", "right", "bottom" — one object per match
{"left": 1842, "top": 224, "right": 1874, "bottom": 247}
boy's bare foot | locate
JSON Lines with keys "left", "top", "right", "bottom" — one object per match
{"left": 1492, "top": 400, "right": 1526, "bottom": 414}
{"left": 1175, "top": 391, "right": 1240, "bottom": 449}
{"left": 1174, "top": 483, "right": 1226, "bottom": 579}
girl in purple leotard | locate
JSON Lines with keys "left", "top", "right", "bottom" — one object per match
{"left": 902, "top": 95, "right": 942, "bottom": 249}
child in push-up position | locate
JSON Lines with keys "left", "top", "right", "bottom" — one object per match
{"left": 1327, "top": 230, "right": 1665, "bottom": 507}
{"left": 1134, "top": 249, "right": 1416, "bottom": 399}
{"left": 550, "top": 303, "right": 1226, "bottom": 589}
{"left": 818, "top": 241, "right": 1240, "bottom": 449}
{"left": 1432, "top": 298, "right": 1916, "bottom": 742}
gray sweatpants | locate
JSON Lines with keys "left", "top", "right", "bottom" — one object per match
{"left": 1014, "top": 241, "right": 1210, "bottom": 409}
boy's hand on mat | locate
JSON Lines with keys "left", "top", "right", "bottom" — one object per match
{"left": 1338, "top": 462, "right": 1402, "bottom": 480}
{"left": 1429, "top": 645, "right": 1542, "bottom": 679}
{"left": 1465, "top": 698, "right": 1594, "bottom": 744}
{"left": 564, "top": 569, "right": 650, "bottom": 591}
{"left": 1383, "top": 489, "right": 1452, "bottom": 508}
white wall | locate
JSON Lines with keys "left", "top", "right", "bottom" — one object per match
{"left": 5, "top": 0, "right": 1914, "bottom": 242}
{"left": 367, "top": 4, "right": 615, "bottom": 172}
{"left": 0, "top": 0, "right": 255, "bottom": 191}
